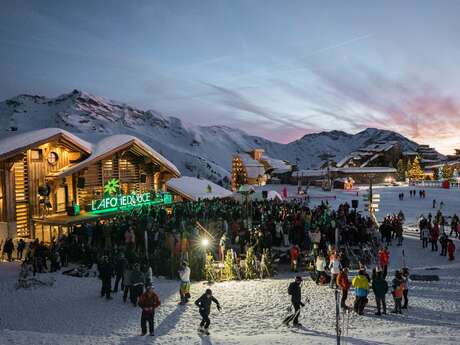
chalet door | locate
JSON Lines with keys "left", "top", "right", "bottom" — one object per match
{"left": 56, "top": 187, "right": 67, "bottom": 213}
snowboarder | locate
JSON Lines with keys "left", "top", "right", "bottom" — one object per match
{"left": 98, "top": 256, "right": 113, "bottom": 300}
{"left": 286, "top": 276, "right": 305, "bottom": 327}
{"left": 138, "top": 284, "right": 161, "bottom": 336}
{"left": 336, "top": 267, "right": 350, "bottom": 310}
{"left": 372, "top": 270, "right": 388, "bottom": 315}
{"left": 351, "top": 269, "right": 369, "bottom": 315}
{"left": 447, "top": 239, "right": 456, "bottom": 261}
{"left": 178, "top": 261, "right": 191, "bottom": 304}
{"left": 391, "top": 271, "right": 404, "bottom": 314}
{"left": 195, "top": 288, "right": 221, "bottom": 335}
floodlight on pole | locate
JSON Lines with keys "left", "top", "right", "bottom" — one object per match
{"left": 201, "top": 238, "right": 210, "bottom": 248}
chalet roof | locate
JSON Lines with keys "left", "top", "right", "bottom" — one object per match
{"left": 166, "top": 176, "right": 232, "bottom": 201}
{"left": 49, "top": 134, "right": 180, "bottom": 178}
{"left": 0, "top": 128, "right": 92, "bottom": 160}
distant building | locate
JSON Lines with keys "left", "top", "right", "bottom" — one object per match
{"left": 231, "top": 149, "right": 292, "bottom": 191}
{"left": 416, "top": 144, "right": 443, "bottom": 165}
{"left": 336, "top": 141, "right": 401, "bottom": 168}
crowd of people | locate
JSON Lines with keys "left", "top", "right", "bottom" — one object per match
{"left": 3, "top": 191, "right": 458, "bottom": 335}
{"left": 419, "top": 211, "right": 457, "bottom": 260}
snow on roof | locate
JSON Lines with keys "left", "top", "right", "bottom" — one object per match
{"left": 425, "top": 160, "right": 460, "bottom": 169}
{"left": 261, "top": 155, "right": 292, "bottom": 170}
{"left": 167, "top": 176, "right": 232, "bottom": 201}
{"left": 0, "top": 128, "right": 92, "bottom": 159}
{"left": 50, "top": 134, "right": 180, "bottom": 177}
{"left": 238, "top": 153, "right": 264, "bottom": 167}
{"left": 292, "top": 169, "right": 326, "bottom": 177}
{"left": 336, "top": 167, "right": 396, "bottom": 174}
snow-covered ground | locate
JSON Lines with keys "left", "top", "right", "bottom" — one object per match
{"left": 1, "top": 236, "right": 460, "bottom": 345}
{"left": 1, "top": 185, "right": 459, "bottom": 345}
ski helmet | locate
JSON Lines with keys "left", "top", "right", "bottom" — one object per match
{"left": 205, "top": 288, "right": 212, "bottom": 295}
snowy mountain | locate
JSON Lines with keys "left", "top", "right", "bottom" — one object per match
{"left": 0, "top": 90, "right": 440, "bottom": 181}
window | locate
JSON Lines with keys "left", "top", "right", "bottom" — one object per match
{"left": 31, "top": 149, "right": 42, "bottom": 160}
{"left": 47, "top": 151, "right": 58, "bottom": 165}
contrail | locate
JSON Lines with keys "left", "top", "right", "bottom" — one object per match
{"left": 308, "top": 34, "right": 373, "bottom": 56}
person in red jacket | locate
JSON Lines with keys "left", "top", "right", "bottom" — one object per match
{"left": 138, "top": 284, "right": 161, "bottom": 336}
{"left": 336, "top": 267, "right": 351, "bottom": 310}
{"left": 378, "top": 247, "right": 390, "bottom": 279}
{"left": 290, "top": 244, "right": 300, "bottom": 272}
{"left": 447, "top": 239, "right": 456, "bottom": 261}
{"left": 430, "top": 225, "right": 439, "bottom": 252}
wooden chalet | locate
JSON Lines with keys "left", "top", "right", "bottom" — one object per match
{"left": 0, "top": 128, "right": 180, "bottom": 242}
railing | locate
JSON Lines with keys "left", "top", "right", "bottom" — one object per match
{"left": 412, "top": 181, "right": 460, "bottom": 188}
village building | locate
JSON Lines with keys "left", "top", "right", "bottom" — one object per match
{"left": 231, "top": 149, "right": 292, "bottom": 191}
{"left": 0, "top": 128, "right": 180, "bottom": 242}
{"left": 336, "top": 141, "right": 402, "bottom": 168}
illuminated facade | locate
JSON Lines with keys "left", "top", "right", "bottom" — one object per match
{"left": 0, "top": 128, "right": 180, "bottom": 242}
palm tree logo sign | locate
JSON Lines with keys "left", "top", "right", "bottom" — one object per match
{"left": 104, "top": 178, "right": 120, "bottom": 196}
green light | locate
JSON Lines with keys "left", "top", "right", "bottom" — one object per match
{"left": 90, "top": 191, "right": 173, "bottom": 214}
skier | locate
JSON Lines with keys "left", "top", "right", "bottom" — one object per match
{"left": 391, "top": 271, "right": 404, "bottom": 314}
{"left": 372, "top": 270, "right": 388, "bottom": 315}
{"left": 447, "top": 239, "right": 456, "bottom": 261}
{"left": 178, "top": 261, "right": 191, "bottom": 304}
{"left": 286, "top": 276, "right": 305, "bottom": 327}
{"left": 336, "top": 267, "right": 350, "bottom": 310}
{"left": 98, "top": 256, "right": 113, "bottom": 300}
{"left": 351, "top": 269, "right": 369, "bottom": 315}
{"left": 195, "top": 288, "right": 221, "bottom": 335}
{"left": 138, "top": 284, "right": 161, "bottom": 336}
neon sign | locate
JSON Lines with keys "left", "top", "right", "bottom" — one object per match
{"left": 90, "top": 179, "right": 172, "bottom": 214}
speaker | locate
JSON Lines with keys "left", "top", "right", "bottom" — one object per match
{"left": 77, "top": 177, "right": 85, "bottom": 188}
{"left": 38, "top": 185, "right": 50, "bottom": 197}
{"left": 351, "top": 199, "right": 359, "bottom": 209}
{"left": 262, "top": 190, "right": 268, "bottom": 199}
{"left": 140, "top": 174, "right": 147, "bottom": 183}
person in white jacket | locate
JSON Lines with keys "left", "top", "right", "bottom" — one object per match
{"left": 329, "top": 254, "right": 342, "bottom": 289}
{"left": 421, "top": 227, "right": 430, "bottom": 248}
{"left": 315, "top": 255, "right": 327, "bottom": 285}
{"left": 178, "top": 261, "right": 191, "bottom": 304}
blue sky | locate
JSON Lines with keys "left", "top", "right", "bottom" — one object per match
{"left": 1, "top": 0, "right": 460, "bottom": 153}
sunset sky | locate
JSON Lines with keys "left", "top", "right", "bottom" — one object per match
{"left": 1, "top": 0, "right": 459, "bottom": 154}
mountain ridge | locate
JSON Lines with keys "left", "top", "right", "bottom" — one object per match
{"left": 0, "top": 90, "right": 441, "bottom": 182}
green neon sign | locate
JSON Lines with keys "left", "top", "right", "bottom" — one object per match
{"left": 90, "top": 180, "right": 173, "bottom": 214}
